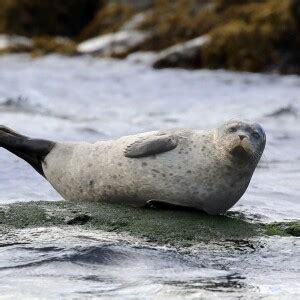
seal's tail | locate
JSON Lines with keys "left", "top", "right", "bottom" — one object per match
{"left": 0, "top": 125, "right": 55, "bottom": 177}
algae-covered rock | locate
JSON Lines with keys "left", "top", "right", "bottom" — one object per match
{"left": 0, "top": 35, "right": 77, "bottom": 57}
{"left": 139, "top": 0, "right": 299, "bottom": 73}
{"left": 138, "top": 0, "right": 216, "bottom": 51}
{"left": 0, "top": 201, "right": 298, "bottom": 246}
{"left": 78, "top": 3, "right": 135, "bottom": 42}
{"left": 77, "top": 10, "right": 152, "bottom": 58}
{"left": 153, "top": 35, "right": 210, "bottom": 69}
{"left": 202, "top": 21, "right": 276, "bottom": 72}
{"left": 0, "top": 0, "right": 102, "bottom": 38}
{"left": 77, "top": 30, "right": 150, "bottom": 58}
{"left": 121, "top": 12, "right": 151, "bottom": 31}
{"left": 0, "top": 34, "right": 33, "bottom": 54}
{"left": 285, "top": 224, "right": 300, "bottom": 236}
{"left": 31, "top": 37, "right": 77, "bottom": 57}
{"left": 0, "top": 0, "right": 299, "bottom": 73}
{"left": 264, "top": 222, "right": 300, "bottom": 237}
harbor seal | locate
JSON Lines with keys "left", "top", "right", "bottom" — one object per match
{"left": 0, "top": 120, "right": 266, "bottom": 214}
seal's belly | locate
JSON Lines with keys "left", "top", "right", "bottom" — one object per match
{"left": 50, "top": 156, "right": 204, "bottom": 207}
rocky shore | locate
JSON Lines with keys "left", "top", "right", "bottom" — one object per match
{"left": 0, "top": 0, "right": 299, "bottom": 74}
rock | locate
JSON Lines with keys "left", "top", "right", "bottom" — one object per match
{"left": 264, "top": 222, "right": 300, "bottom": 237}
{"left": 66, "top": 214, "right": 91, "bottom": 225}
{"left": 0, "top": 35, "right": 77, "bottom": 57}
{"left": 77, "top": 30, "right": 151, "bottom": 57}
{"left": 77, "top": 11, "right": 152, "bottom": 58}
{"left": 127, "top": 51, "right": 157, "bottom": 65}
{"left": 134, "top": 0, "right": 300, "bottom": 74}
{"left": 78, "top": 3, "right": 134, "bottom": 41}
{"left": 121, "top": 12, "right": 150, "bottom": 31}
{"left": 0, "top": 201, "right": 298, "bottom": 246}
{"left": 285, "top": 224, "right": 300, "bottom": 237}
{"left": 31, "top": 36, "right": 77, "bottom": 57}
{"left": 153, "top": 35, "right": 210, "bottom": 69}
{"left": 0, "top": 34, "right": 32, "bottom": 52}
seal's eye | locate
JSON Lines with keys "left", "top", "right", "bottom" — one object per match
{"left": 228, "top": 127, "right": 237, "bottom": 133}
{"left": 252, "top": 132, "right": 260, "bottom": 139}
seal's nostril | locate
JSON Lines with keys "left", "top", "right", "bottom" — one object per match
{"left": 239, "top": 135, "right": 246, "bottom": 140}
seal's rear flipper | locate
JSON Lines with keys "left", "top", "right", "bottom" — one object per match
{"left": 0, "top": 126, "right": 55, "bottom": 177}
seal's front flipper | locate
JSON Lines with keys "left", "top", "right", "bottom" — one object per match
{"left": 124, "top": 133, "right": 178, "bottom": 158}
{"left": 0, "top": 126, "right": 55, "bottom": 177}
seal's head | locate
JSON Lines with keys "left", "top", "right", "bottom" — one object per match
{"left": 216, "top": 120, "right": 266, "bottom": 165}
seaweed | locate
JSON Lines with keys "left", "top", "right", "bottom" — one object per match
{"left": 31, "top": 36, "right": 77, "bottom": 57}
{"left": 0, "top": 0, "right": 299, "bottom": 73}
{"left": 139, "top": 0, "right": 299, "bottom": 73}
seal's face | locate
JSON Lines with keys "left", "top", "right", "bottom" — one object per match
{"left": 217, "top": 121, "right": 266, "bottom": 165}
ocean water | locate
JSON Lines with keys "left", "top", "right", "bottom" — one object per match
{"left": 0, "top": 54, "right": 299, "bottom": 299}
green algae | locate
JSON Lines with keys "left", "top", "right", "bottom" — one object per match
{"left": 264, "top": 222, "right": 300, "bottom": 237}
{"left": 0, "top": 201, "right": 298, "bottom": 246}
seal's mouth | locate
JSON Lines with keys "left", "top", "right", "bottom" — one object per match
{"left": 230, "top": 145, "right": 250, "bottom": 160}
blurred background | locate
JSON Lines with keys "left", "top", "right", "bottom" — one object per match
{"left": 0, "top": 0, "right": 300, "bottom": 73}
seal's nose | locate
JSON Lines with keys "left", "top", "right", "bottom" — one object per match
{"left": 239, "top": 135, "right": 246, "bottom": 140}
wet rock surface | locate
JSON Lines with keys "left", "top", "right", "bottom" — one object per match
{"left": 153, "top": 36, "right": 210, "bottom": 69}
{"left": 0, "top": 201, "right": 298, "bottom": 244}
{"left": 77, "top": 30, "right": 151, "bottom": 57}
{"left": 0, "top": 34, "right": 32, "bottom": 53}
